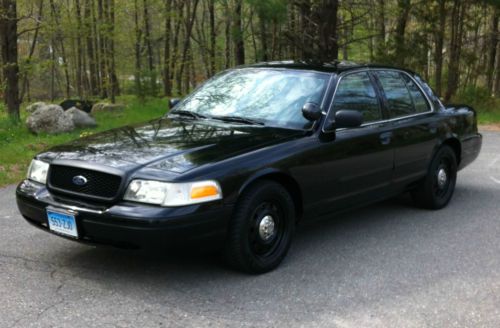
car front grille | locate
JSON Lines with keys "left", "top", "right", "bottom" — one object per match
{"left": 48, "top": 165, "right": 122, "bottom": 200}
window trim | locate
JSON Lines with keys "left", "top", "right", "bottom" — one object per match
{"left": 322, "top": 68, "right": 435, "bottom": 133}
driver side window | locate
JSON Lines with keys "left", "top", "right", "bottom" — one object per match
{"left": 332, "top": 72, "right": 382, "bottom": 123}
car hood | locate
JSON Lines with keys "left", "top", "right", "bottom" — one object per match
{"left": 37, "top": 118, "right": 305, "bottom": 174}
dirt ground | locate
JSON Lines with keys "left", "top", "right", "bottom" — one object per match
{"left": 480, "top": 124, "right": 500, "bottom": 132}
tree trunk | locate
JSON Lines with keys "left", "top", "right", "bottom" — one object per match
{"left": 494, "top": 41, "right": 500, "bottom": 97}
{"left": 178, "top": 0, "right": 199, "bottom": 93}
{"left": 375, "top": 0, "right": 386, "bottom": 61}
{"left": 170, "top": 0, "right": 184, "bottom": 93}
{"left": 75, "top": 0, "right": 84, "bottom": 98}
{"left": 20, "top": 0, "right": 44, "bottom": 103}
{"left": 233, "top": 0, "right": 245, "bottom": 65}
{"left": 224, "top": 1, "right": 231, "bottom": 68}
{"left": 134, "top": 0, "right": 143, "bottom": 96}
{"left": 487, "top": 6, "right": 499, "bottom": 94}
{"left": 259, "top": 13, "right": 269, "bottom": 61}
{"left": 208, "top": 0, "right": 216, "bottom": 75}
{"left": 163, "top": 0, "right": 172, "bottom": 96}
{"left": 0, "top": 0, "right": 20, "bottom": 121}
{"left": 394, "top": 0, "right": 411, "bottom": 66}
{"left": 143, "top": 0, "right": 155, "bottom": 94}
{"left": 84, "top": 0, "right": 99, "bottom": 96}
{"left": 434, "top": 0, "right": 446, "bottom": 97}
{"left": 50, "top": 0, "right": 71, "bottom": 98}
{"left": 107, "top": 0, "right": 118, "bottom": 102}
{"left": 97, "top": 0, "right": 107, "bottom": 98}
{"left": 445, "top": 0, "right": 465, "bottom": 102}
{"left": 316, "top": 0, "right": 339, "bottom": 62}
{"left": 297, "top": 0, "right": 312, "bottom": 60}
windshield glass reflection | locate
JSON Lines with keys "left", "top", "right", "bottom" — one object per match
{"left": 173, "top": 68, "right": 330, "bottom": 130}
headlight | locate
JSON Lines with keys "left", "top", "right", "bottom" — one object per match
{"left": 124, "top": 179, "right": 222, "bottom": 206}
{"left": 27, "top": 159, "right": 50, "bottom": 184}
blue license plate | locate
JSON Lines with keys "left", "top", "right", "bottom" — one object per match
{"left": 47, "top": 209, "right": 78, "bottom": 238}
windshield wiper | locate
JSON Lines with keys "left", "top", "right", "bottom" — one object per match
{"left": 210, "top": 115, "right": 265, "bottom": 126}
{"left": 169, "top": 110, "right": 207, "bottom": 120}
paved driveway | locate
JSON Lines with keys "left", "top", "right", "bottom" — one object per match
{"left": 1, "top": 132, "right": 499, "bottom": 328}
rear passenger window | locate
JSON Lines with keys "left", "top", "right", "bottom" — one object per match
{"left": 401, "top": 74, "right": 431, "bottom": 113}
{"left": 375, "top": 71, "right": 414, "bottom": 118}
{"left": 332, "top": 72, "right": 382, "bottom": 123}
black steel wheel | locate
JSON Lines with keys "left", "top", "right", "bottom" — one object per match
{"left": 411, "top": 145, "right": 458, "bottom": 209}
{"left": 224, "top": 181, "right": 295, "bottom": 274}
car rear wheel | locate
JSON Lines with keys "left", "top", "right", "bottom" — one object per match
{"left": 411, "top": 145, "right": 457, "bottom": 209}
{"left": 224, "top": 181, "right": 295, "bottom": 274}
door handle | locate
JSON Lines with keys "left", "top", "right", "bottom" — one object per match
{"left": 379, "top": 131, "right": 393, "bottom": 145}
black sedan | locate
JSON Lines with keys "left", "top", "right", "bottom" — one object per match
{"left": 16, "top": 61, "right": 482, "bottom": 273}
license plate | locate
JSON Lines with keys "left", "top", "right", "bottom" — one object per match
{"left": 47, "top": 208, "right": 78, "bottom": 238}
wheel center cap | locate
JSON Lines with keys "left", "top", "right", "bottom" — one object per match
{"left": 258, "top": 215, "right": 275, "bottom": 241}
{"left": 437, "top": 168, "right": 448, "bottom": 188}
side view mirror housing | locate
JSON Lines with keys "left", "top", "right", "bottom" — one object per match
{"left": 169, "top": 98, "right": 181, "bottom": 110}
{"left": 334, "top": 110, "right": 363, "bottom": 128}
{"left": 302, "top": 102, "right": 322, "bottom": 121}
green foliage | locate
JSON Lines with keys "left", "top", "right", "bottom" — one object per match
{"left": 453, "top": 86, "right": 500, "bottom": 124}
{"left": 0, "top": 96, "right": 168, "bottom": 186}
{"left": 247, "top": 0, "right": 288, "bottom": 22}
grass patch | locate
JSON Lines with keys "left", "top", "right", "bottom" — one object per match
{"left": 453, "top": 87, "right": 500, "bottom": 125}
{"left": 477, "top": 111, "right": 500, "bottom": 125}
{"left": 0, "top": 96, "right": 168, "bottom": 187}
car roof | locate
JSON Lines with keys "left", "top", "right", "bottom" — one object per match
{"left": 244, "top": 60, "right": 416, "bottom": 75}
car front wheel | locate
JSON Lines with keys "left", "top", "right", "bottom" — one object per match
{"left": 224, "top": 181, "right": 296, "bottom": 274}
{"left": 412, "top": 145, "right": 458, "bottom": 209}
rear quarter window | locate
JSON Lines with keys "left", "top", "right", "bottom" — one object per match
{"left": 401, "top": 74, "right": 431, "bottom": 113}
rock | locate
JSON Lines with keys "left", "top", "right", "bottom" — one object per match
{"left": 91, "top": 102, "right": 125, "bottom": 113}
{"left": 26, "top": 104, "right": 75, "bottom": 134}
{"left": 66, "top": 107, "right": 97, "bottom": 128}
{"left": 25, "top": 102, "right": 47, "bottom": 114}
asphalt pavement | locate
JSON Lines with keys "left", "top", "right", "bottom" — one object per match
{"left": 1, "top": 131, "right": 500, "bottom": 328}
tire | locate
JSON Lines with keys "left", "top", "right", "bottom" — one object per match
{"left": 411, "top": 145, "right": 458, "bottom": 209}
{"left": 224, "top": 181, "right": 296, "bottom": 274}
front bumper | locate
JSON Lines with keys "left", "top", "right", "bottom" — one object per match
{"left": 16, "top": 180, "right": 233, "bottom": 249}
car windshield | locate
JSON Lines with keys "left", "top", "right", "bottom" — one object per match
{"left": 171, "top": 68, "right": 331, "bottom": 130}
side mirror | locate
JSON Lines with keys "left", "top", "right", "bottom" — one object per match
{"left": 335, "top": 110, "right": 363, "bottom": 128}
{"left": 302, "top": 102, "right": 322, "bottom": 121}
{"left": 169, "top": 98, "right": 181, "bottom": 110}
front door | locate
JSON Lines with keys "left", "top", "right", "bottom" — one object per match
{"left": 306, "top": 71, "right": 395, "bottom": 216}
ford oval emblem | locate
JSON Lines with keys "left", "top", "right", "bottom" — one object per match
{"left": 72, "top": 175, "right": 88, "bottom": 186}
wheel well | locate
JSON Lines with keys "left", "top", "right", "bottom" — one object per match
{"left": 443, "top": 138, "right": 461, "bottom": 165}
{"left": 242, "top": 173, "right": 303, "bottom": 221}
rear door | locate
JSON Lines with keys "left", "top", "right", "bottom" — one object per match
{"left": 372, "top": 70, "right": 438, "bottom": 190}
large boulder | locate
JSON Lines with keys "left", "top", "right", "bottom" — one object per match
{"left": 66, "top": 107, "right": 97, "bottom": 128}
{"left": 91, "top": 102, "right": 125, "bottom": 113}
{"left": 26, "top": 104, "right": 75, "bottom": 134}
{"left": 25, "top": 102, "right": 47, "bottom": 114}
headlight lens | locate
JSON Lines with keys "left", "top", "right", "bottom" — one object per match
{"left": 124, "top": 180, "right": 222, "bottom": 206}
{"left": 27, "top": 159, "right": 50, "bottom": 184}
